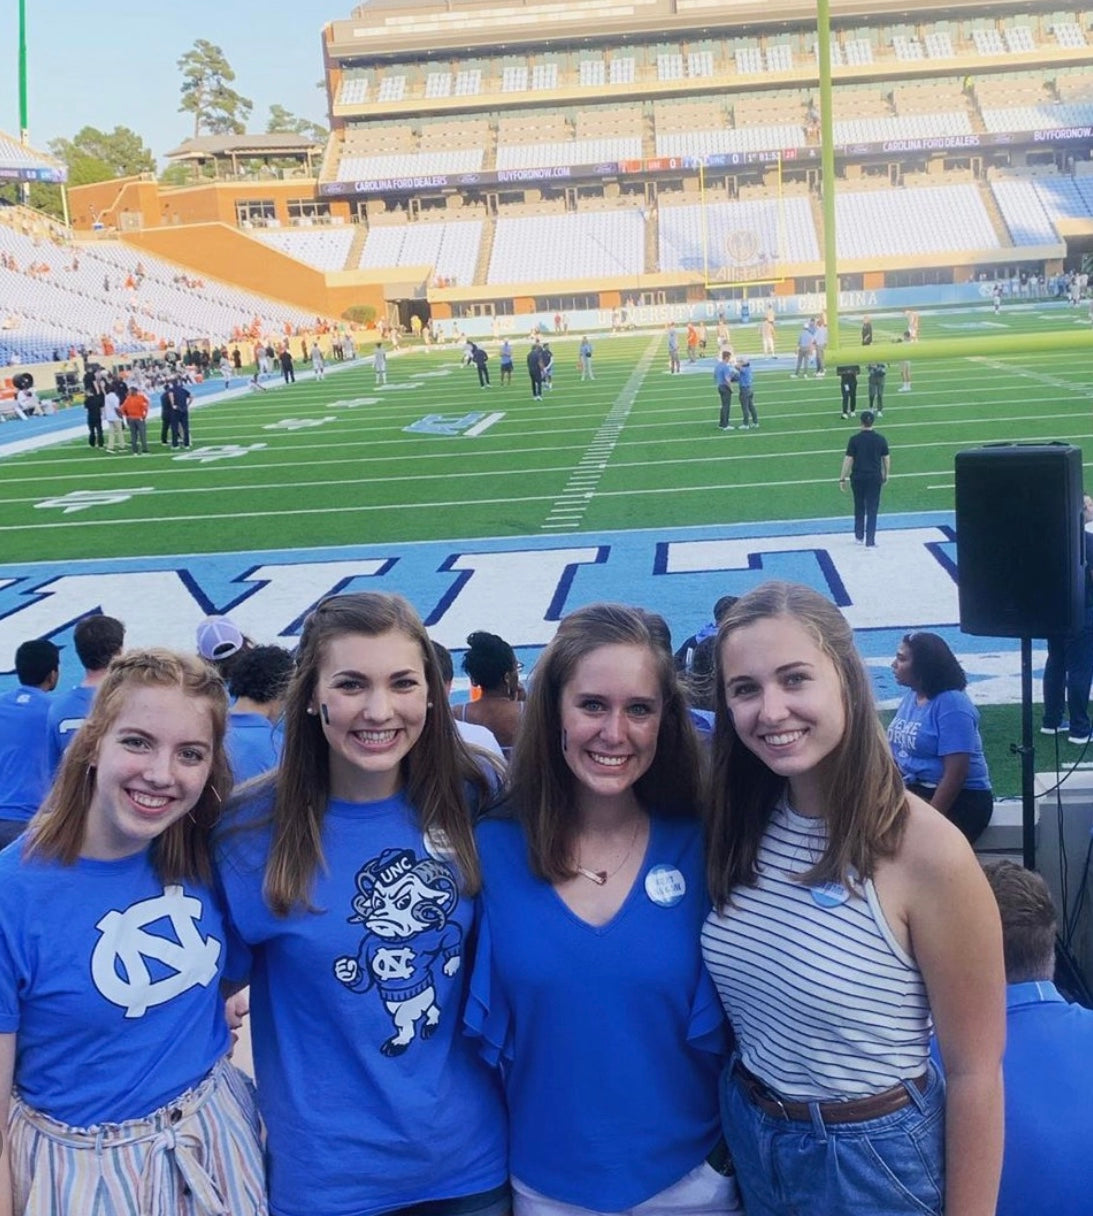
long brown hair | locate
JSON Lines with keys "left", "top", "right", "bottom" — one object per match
{"left": 706, "top": 581, "right": 907, "bottom": 907}
{"left": 25, "top": 649, "right": 230, "bottom": 883}
{"left": 262, "top": 592, "right": 491, "bottom": 916}
{"left": 506, "top": 602, "right": 703, "bottom": 883}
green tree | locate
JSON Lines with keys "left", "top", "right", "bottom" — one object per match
{"left": 178, "top": 40, "right": 253, "bottom": 137}
{"left": 266, "top": 105, "right": 328, "bottom": 143}
{"left": 48, "top": 125, "right": 155, "bottom": 186}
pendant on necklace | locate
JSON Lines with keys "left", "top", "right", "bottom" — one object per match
{"left": 577, "top": 866, "right": 608, "bottom": 886}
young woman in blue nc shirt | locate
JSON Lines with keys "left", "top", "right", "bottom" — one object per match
{"left": 470, "top": 603, "right": 738, "bottom": 1216}
{"left": 0, "top": 650, "right": 266, "bottom": 1215}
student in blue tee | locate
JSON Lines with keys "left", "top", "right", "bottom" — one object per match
{"left": 214, "top": 592, "right": 507, "bottom": 1216}
{"left": 468, "top": 604, "right": 738, "bottom": 1216}
{"left": 888, "top": 631, "right": 993, "bottom": 843}
{"left": 225, "top": 644, "right": 295, "bottom": 783}
{"left": 0, "top": 650, "right": 266, "bottom": 1214}
{"left": 0, "top": 638, "right": 60, "bottom": 850}
{"left": 46, "top": 613, "right": 126, "bottom": 775}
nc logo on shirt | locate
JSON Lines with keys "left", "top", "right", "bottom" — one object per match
{"left": 91, "top": 885, "right": 222, "bottom": 1018}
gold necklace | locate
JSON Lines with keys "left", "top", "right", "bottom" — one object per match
{"left": 575, "top": 817, "right": 642, "bottom": 886}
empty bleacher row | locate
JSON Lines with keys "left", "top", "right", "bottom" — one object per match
{"left": 332, "top": 13, "right": 1092, "bottom": 111}
{"left": 242, "top": 178, "right": 1093, "bottom": 283}
{"left": 0, "top": 215, "right": 321, "bottom": 365}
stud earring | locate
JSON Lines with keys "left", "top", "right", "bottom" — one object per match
{"left": 306, "top": 707, "right": 317, "bottom": 716}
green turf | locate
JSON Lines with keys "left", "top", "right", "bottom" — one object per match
{"left": 2, "top": 301, "right": 1092, "bottom": 568}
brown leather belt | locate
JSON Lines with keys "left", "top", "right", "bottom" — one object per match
{"left": 733, "top": 1061, "right": 928, "bottom": 1125}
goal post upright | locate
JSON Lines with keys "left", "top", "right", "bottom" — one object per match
{"left": 817, "top": 0, "right": 840, "bottom": 351}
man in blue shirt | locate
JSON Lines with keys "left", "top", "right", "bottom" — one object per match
{"left": 225, "top": 645, "right": 295, "bottom": 784}
{"left": 982, "top": 860, "right": 1093, "bottom": 1216}
{"left": 714, "top": 350, "right": 737, "bottom": 431}
{"left": 46, "top": 613, "right": 125, "bottom": 775}
{"left": 0, "top": 639, "right": 61, "bottom": 849}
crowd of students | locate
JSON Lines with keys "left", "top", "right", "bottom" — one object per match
{"left": 0, "top": 585, "right": 1084, "bottom": 1216}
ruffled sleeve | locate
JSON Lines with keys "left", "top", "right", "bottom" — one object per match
{"left": 464, "top": 894, "right": 515, "bottom": 1069}
{"left": 687, "top": 954, "right": 730, "bottom": 1058}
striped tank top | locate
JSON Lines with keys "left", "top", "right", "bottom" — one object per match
{"left": 701, "top": 800, "right": 931, "bottom": 1100}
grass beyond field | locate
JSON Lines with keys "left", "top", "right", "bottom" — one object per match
{"left": 1, "top": 301, "right": 1091, "bottom": 565}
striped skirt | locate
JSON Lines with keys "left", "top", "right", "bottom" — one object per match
{"left": 7, "top": 1057, "right": 267, "bottom": 1215}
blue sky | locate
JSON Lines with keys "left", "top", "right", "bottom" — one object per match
{"left": 0, "top": 2, "right": 335, "bottom": 164}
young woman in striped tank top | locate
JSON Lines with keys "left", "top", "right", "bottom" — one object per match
{"left": 700, "top": 581, "right": 1005, "bottom": 1216}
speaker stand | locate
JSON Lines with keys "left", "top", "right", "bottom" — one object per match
{"left": 1018, "top": 636, "right": 1036, "bottom": 870}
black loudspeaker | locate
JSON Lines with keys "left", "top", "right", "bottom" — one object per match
{"left": 955, "top": 443, "right": 1085, "bottom": 637}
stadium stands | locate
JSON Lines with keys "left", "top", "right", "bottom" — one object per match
{"left": 487, "top": 210, "right": 644, "bottom": 283}
{"left": 659, "top": 196, "right": 819, "bottom": 274}
{"left": 357, "top": 220, "right": 483, "bottom": 286}
{"left": 836, "top": 185, "right": 999, "bottom": 259}
{"left": 255, "top": 227, "right": 356, "bottom": 271}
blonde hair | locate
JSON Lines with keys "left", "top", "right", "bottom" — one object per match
{"left": 706, "top": 581, "right": 907, "bottom": 906}
{"left": 25, "top": 649, "right": 230, "bottom": 883}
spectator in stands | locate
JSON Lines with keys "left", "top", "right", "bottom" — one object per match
{"left": 1041, "top": 494, "right": 1093, "bottom": 744}
{"left": 468, "top": 603, "right": 734, "bottom": 1216}
{"left": 705, "top": 581, "right": 1005, "bottom": 1216}
{"left": 46, "top": 614, "right": 126, "bottom": 774}
{"left": 373, "top": 344, "right": 387, "bottom": 386}
{"left": 84, "top": 385, "right": 105, "bottom": 448}
{"left": 861, "top": 315, "right": 873, "bottom": 345}
{"left": 225, "top": 644, "right": 295, "bottom": 783}
{"left": 791, "top": 320, "right": 814, "bottom": 378}
{"left": 103, "top": 383, "right": 124, "bottom": 452}
{"left": 432, "top": 642, "right": 503, "bottom": 760}
{"left": 499, "top": 339, "right": 514, "bottom": 385}
{"left": 888, "top": 631, "right": 994, "bottom": 844}
{"left": 0, "top": 639, "right": 60, "bottom": 849}
{"left": 167, "top": 379, "right": 193, "bottom": 449}
{"left": 527, "top": 343, "right": 544, "bottom": 400}
{"left": 196, "top": 613, "right": 254, "bottom": 685}
{"left": 453, "top": 629, "right": 524, "bottom": 756}
{"left": 578, "top": 337, "right": 593, "bottom": 381}
{"left": 279, "top": 347, "right": 295, "bottom": 384}
{"left": 868, "top": 361, "right": 887, "bottom": 415}
{"left": 839, "top": 410, "right": 889, "bottom": 548}
{"left": 119, "top": 385, "right": 149, "bottom": 454}
{"left": 980, "top": 859, "right": 1093, "bottom": 1216}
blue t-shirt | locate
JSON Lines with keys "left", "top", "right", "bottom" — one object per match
{"left": 468, "top": 814, "right": 725, "bottom": 1209}
{"left": 46, "top": 683, "right": 97, "bottom": 775}
{"left": 0, "top": 841, "right": 233, "bottom": 1125}
{"left": 887, "top": 689, "right": 991, "bottom": 790}
{"left": 0, "top": 685, "right": 53, "bottom": 822}
{"left": 214, "top": 790, "right": 506, "bottom": 1216}
{"left": 225, "top": 711, "right": 283, "bottom": 784}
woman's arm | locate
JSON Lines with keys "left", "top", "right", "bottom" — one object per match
{"left": 929, "top": 752, "right": 970, "bottom": 816}
{"left": 905, "top": 811, "right": 1005, "bottom": 1216}
{"left": 0, "top": 1032, "right": 16, "bottom": 1216}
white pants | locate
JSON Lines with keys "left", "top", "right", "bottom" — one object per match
{"left": 512, "top": 1158, "right": 741, "bottom": 1216}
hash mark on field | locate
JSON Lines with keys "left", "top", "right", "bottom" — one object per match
{"left": 541, "top": 336, "right": 660, "bottom": 532}
{"left": 967, "top": 357, "right": 1093, "bottom": 400}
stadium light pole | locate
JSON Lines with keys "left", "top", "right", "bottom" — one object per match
{"left": 816, "top": 0, "right": 839, "bottom": 350}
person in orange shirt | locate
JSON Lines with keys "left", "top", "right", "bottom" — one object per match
{"left": 686, "top": 322, "right": 699, "bottom": 363}
{"left": 119, "top": 387, "right": 150, "bottom": 454}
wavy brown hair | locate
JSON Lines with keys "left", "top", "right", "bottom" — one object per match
{"left": 505, "top": 602, "right": 703, "bottom": 883}
{"left": 24, "top": 649, "right": 230, "bottom": 883}
{"left": 706, "top": 581, "right": 907, "bottom": 907}
{"left": 261, "top": 592, "right": 492, "bottom": 916}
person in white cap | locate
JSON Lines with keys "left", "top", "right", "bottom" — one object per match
{"left": 196, "top": 615, "right": 252, "bottom": 682}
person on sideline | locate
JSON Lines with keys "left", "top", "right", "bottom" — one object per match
{"left": 1041, "top": 494, "right": 1093, "bottom": 744}
{"left": 736, "top": 358, "right": 757, "bottom": 430}
{"left": 578, "top": 337, "right": 594, "bottom": 381}
{"left": 214, "top": 593, "right": 507, "bottom": 1216}
{"left": 47, "top": 613, "right": 126, "bottom": 774}
{"left": 840, "top": 410, "right": 889, "bottom": 547}
{"left": 0, "top": 650, "right": 267, "bottom": 1214}
{"left": 119, "top": 384, "right": 150, "bottom": 454}
{"left": 453, "top": 631, "right": 523, "bottom": 756}
{"left": 0, "top": 640, "right": 60, "bottom": 850}
{"left": 867, "top": 361, "right": 887, "bottom": 415}
{"left": 469, "top": 604, "right": 739, "bottom": 1216}
{"left": 702, "top": 581, "right": 1005, "bottom": 1216}
{"left": 899, "top": 331, "right": 913, "bottom": 392}
{"left": 373, "top": 344, "right": 388, "bottom": 386}
{"left": 499, "top": 339, "right": 514, "bottom": 385}
{"left": 714, "top": 350, "right": 736, "bottom": 431}
{"left": 888, "top": 632, "right": 994, "bottom": 844}
{"left": 791, "top": 320, "right": 814, "bottom": 378}
{"left": 980, "top": 860, "right": 1093, "bottom": 1216}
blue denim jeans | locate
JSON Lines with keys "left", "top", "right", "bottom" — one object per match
{"left": 720, "top": 1057, "right": 945, "bottom": 1216}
